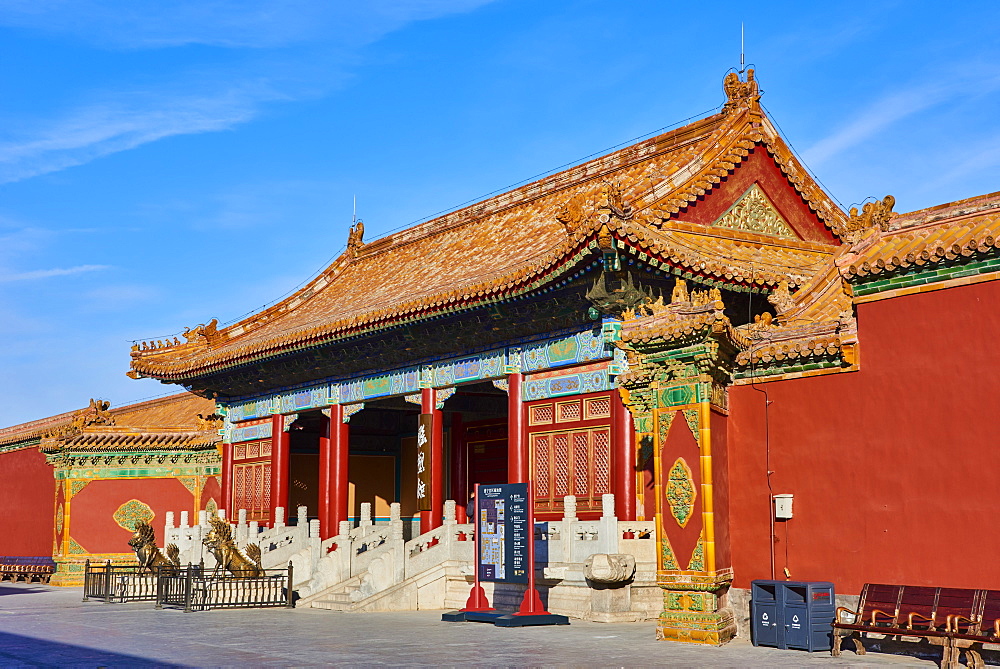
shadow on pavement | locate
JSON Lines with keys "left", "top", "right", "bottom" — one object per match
{"left": 0, "top": 585, "right": 49, "bottom": 597}
{"left": 0, "top": 630, "right": 185, "bottom": 668}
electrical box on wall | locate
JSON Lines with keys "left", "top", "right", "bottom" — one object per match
{"left": 774, "top": 494, "right": 794, "bottom": 519}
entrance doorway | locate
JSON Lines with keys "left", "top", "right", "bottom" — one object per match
{"left": 441, "top": 381, "right": 508, "bottom": 520}
{"left": 286, "top": 411, "right": 324, "bottom": 522}
{"left": 344, "top": 397, "right": 420, "bottom": 526}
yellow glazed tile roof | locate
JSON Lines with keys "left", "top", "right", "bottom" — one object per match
{"left": 0, "top": 393, "right": 219, "bottom": 451}
{"left": 131, "top": 82, "right": 848, "bottom": 383}
{"left": 843, "top": 193, "right": 1000, "bottom": 280}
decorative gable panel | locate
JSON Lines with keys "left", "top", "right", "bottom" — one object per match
{"left": 711, "top": 184, "right": 798, "bottom": 239}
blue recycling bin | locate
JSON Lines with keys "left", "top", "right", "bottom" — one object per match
{"left": 751, "top": 580, "right": 835, "bottom": 651}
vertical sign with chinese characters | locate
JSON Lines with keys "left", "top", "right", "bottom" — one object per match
{"left": 477, "top": 483, "right": 529, "bottom": 584}
{"left": 416, "top": 414, "right": 433, "bottom": 511}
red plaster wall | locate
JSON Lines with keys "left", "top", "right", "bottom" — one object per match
{"left": 711, "top": 410, "right": 732, "bottom": 571}
{"left": 728, "top": 281, "right": 1000, "bottom": 595}
{"left": 0, "top": 447, "right": 55, "bottom": 556}
{"left": 674, "top": 148, "right": 840, "bottom": 244}
{"left": 201, "top": 476, "right": 221, "bottom": 511}
{"left": 68, "top": 478, "right": 195, "bottom": 554}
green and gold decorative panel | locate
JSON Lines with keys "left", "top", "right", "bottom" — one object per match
{"left": 113, "top": 499, "right": 155, "bottom": 532}
{"left": 688, "top": 537, "right": 705, "bottom": 571}
{"left": 666, "top": 458, "right": 696, "bottom": 528}
{"left": 660, "top": 537, "right": 680, "bottom": 570}
{"left": 177, "top": 476, "right": 199, "bottom": 495}
{"left": 69, "top": 479, "right": 90, "bottom": 497}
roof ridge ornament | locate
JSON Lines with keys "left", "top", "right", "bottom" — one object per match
{"left": 347, "top": 219, "right": 365, "bottom": 259}
{"left": 842, "top": 195, "right": 896, "bottom": 245}
{"left": 44, "top": 399, "right": 116, "bottom": 442}
{"left": 597, "top": 181, "right": 634, "bottom": 221}
{"left": 555, "top": 192, "right": 590, "bottom": 236}
{"left": 182, "top": 318, "right": 222, "bottom": 347}
{"left": 722, "top": 68, "right": 761, "bottom": 114}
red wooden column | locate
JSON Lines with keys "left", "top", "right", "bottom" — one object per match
{"left": 333, "top": 409, "right": 349, "bottom": 535}
{"left": 270, "top": 413, "right": 291, "bottom": 527}
{"left": 420, "top": 388, "right": 444, "bottom": 533}
{"left": 319, "top": 405, "right": 350, "bottom": 539}
{"left": 221, "top": 442, "right": 234, "bottom": 515}
{"left": 507, "top": 372, "right": 528, "bottom": 484}
{"left": 612, "top": 392, "right": 637, "bottom": 520}
{"left": 318, "top": 410, "right": 332, "bottom": 540}
{"left": 450, "top": 413, "right": 467, "bottom": 523}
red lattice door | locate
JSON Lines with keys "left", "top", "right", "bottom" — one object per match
{"left": 232, "top": 461, "right": 272, "bottom": 522}
{"left": 531, "top": 426, "right": 611, "bottom": 515}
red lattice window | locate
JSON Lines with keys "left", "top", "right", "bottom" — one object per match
{"left": 553, "top": 434, "right": 569, "bottom": 496}
{"left": 530, "top": 404, "right": 554, "bottom": 425}
{"left": 262, "top": 466, "right": 272, "bottom": 509}
{"left": 234, "top": 465, "right": 246, "bottom": 509}
{"left": 260, "top": 440, "right": 272, "bottom": 457}
{"left": 572, "top": 432, "right": 589, "bottom": 496}
{"left": 556, "top": 400, "right": 581, "bottom": 423}
{"left": 533, "top": 435, "right": 550, "bottom": 497}
{"left": 592, "top": 428, "right": 611, "bottom": 495}
{"left": 531, "top": 425, "right": 613, "bottom": 515}
{"left": 234, "top": 443, "right": 247, "bottom": 459}
{"left": 247, "top": 442, "right": 259, "bottom": 459}
{"left": 584, "top": 397, "right": 612, "bottom": 420}
{"left": 233, "top": 462, "right": 271, "bottom": 522}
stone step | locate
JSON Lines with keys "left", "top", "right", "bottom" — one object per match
{"left": 309, "top": 599, "right": 352, "bottom": 611}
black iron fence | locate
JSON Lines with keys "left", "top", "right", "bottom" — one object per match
{"left": 83, "top": 560, "right": 191, "bottom": 603}
{"left": 155, "top": 563, "right": 294, "bottom": 612}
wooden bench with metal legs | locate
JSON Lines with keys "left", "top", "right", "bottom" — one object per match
{"left": 949, "top": 590, "right": 1000, "bottom": 669}
{"left": 832, "top": 584, "right": 978, "bottom": 668}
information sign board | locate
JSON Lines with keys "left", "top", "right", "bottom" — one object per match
{"left": 476, "top": 483, "right": 529, "bottom": 584}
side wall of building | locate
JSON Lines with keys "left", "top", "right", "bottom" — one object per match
{"left": 0, "top": 446, "right": 55, "bottom": 556}
{"left": 66, "top": 477, "right": 206, "bottom": 555}
{"left": 728, "top": 280, "right": 1000, "bottom": 595}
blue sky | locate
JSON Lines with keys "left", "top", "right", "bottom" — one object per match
{"left": 2, "top": 1, "right": 999, "bottom": 426}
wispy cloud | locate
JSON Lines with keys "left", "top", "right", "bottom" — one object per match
{"left": 802, "top": 86, "right": 947, "bottom": 167}
{"left": 0, "top": 1, "right": 496, "bottom": 182}
{"left": 803, "top": 69, "right": 1000, "bottom": 167}
{"left": 0, "top": 83, "right": 286, "bottom": 184}
{"left": 83, "top": 284, "right": 161, "bottom": 312}
{"left": 0, "top": 264, "right": 109, "bottom": 282}
{"left": 925, "top": 133, "right": 1000, "bottom": 190}
{"left": 0, "top": 1, "right": 496, "bottom": 49}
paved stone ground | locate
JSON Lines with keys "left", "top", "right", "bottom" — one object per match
{"left": 0, "top": 582, "right": 941, "bottom": 667}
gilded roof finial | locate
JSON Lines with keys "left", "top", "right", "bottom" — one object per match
{"left": 722, "top": 68, "right": 761, "bottom": 113}
{"left": 347, "top": 219, "right": 365, "bottom": 258}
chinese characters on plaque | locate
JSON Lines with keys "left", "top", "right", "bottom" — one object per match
{"left": 416, "top": 414, "right": 433, "bottom": 511}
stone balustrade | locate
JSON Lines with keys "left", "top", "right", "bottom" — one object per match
{"left": 164, "top": 494, "right": 657, "bottom": 620}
